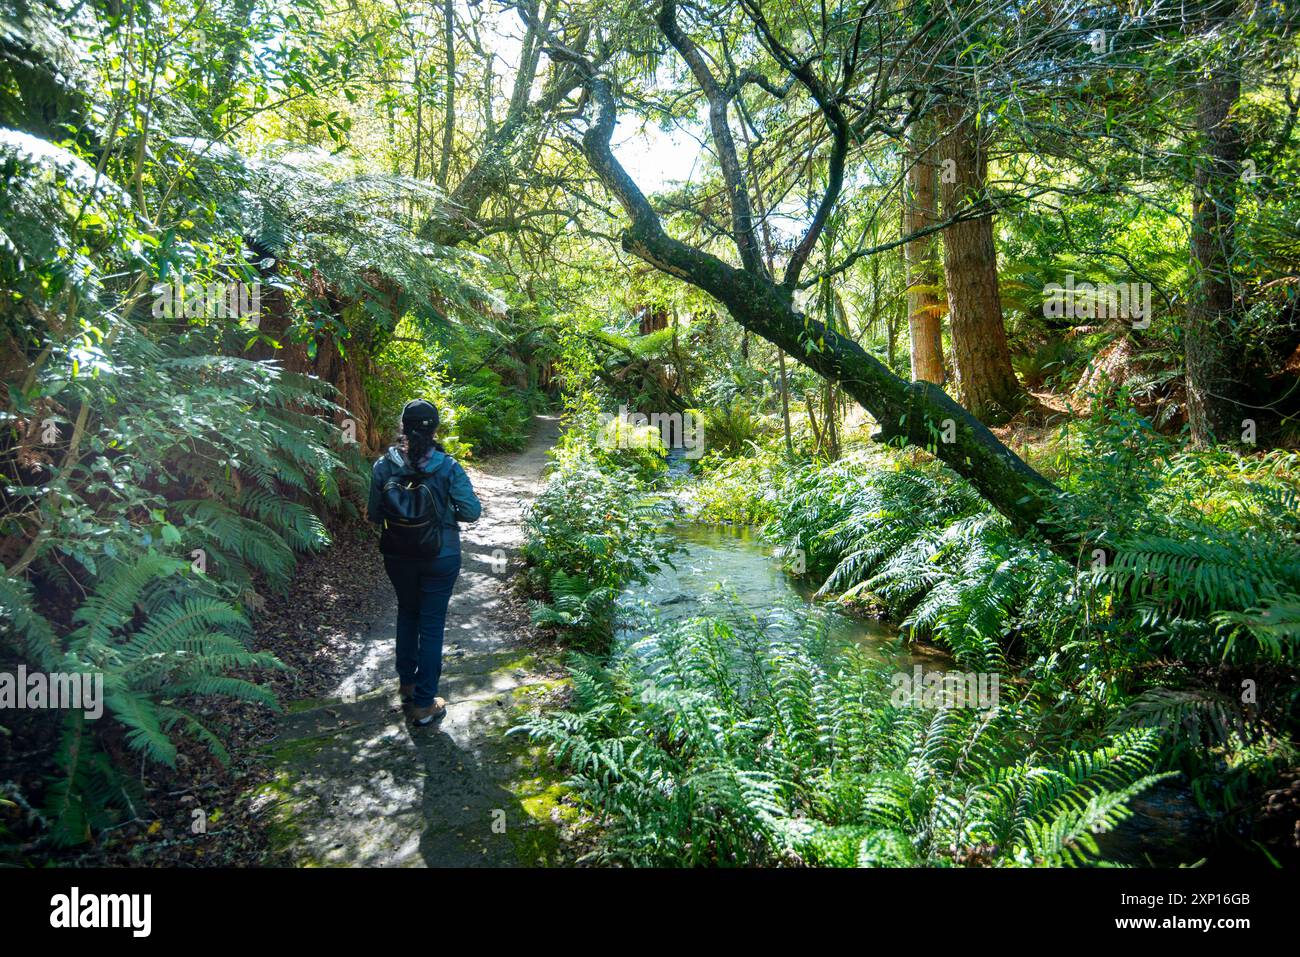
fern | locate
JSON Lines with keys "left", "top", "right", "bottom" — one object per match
{"left": 771, "top": 458, "right": 1070, "bottom": 669}
{"left": 11, "top": 554, "right": 285, "bottom": 840}
{"left": 529, "top": 571, "right": 620, "bottom": 643}
{"left": 0, "top": 574, "right": 64, "bottom": 671}
{"left": 518, "top": 615, "right": 1167, "bottom": 867}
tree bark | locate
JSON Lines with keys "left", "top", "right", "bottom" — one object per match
{"left": 411, "top": 40, "right": 424, "bottom": 180}
{"left": 735, "top": 100, "right": 791, "bottom": 453}
{"left": 903, "top": 119, "right": 946, "bottom": 385}
{"left": 1185, "top": 58, "right": 1242, "bottom": 445}
{"left": 422, "top": 3, "right": 586, "bottom": 246}
{"left": 437, "top": 0, "right": 456, "bottom": 188}
{"left": 938, "top": 104, "right": 1027, "bottom": 423}
{"left": 659, "top": 1, "right": 765, "bottom": 274}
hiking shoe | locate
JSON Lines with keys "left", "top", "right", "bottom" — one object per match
{"left": 411, "top": 698, "right": 447, "bottom": 726}
{"left": 399, "top": 682, "right": 415, "bottom": 705}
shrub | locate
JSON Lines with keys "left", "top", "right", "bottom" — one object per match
{"left": 521, "top": 444, "right": 677, "bottom": 651}
{"left": 1, "top": 322, "right": 357, "bottom": 846}
{"left": 690, "top": 449, "right": 788, "bottom": 527}
{"left": 591, "top": 414, "right": 669, "bottom": 484}
{"left": 369, "top": 325, "right": 540, "bottom": 458}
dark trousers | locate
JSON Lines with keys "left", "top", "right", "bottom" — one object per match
{"left": 383, "top": 553, "right": 461, "bottom": 708}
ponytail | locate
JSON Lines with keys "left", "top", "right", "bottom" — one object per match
{"left": 406, "top": 427, "right": 434, "bottom": 465}
{"left": 405, "top": 428, "right": 444, "bottom": 461}
{"left": 399, "top": 398, "right": 443, "bottom": 466}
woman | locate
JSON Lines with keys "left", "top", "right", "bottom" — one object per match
{"left": 367, "top": 399, "right": 481, "bottom": 725}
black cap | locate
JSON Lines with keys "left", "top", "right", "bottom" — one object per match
{"left": 401, "top": 398, "right": 439, "bottom": 433}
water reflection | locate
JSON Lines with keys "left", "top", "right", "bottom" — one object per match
{"left": 617, "top": 522, "right": 942, "bottom": 667}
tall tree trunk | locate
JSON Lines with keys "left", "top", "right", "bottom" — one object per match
{"left": 903, "top": 119, "right": 946, "bottom": 384}
{"left": 938, "top": 105, "right": 1026, "bottom": 423}
{"left": 437, "top": 0, "right": 456, "bottom": 187}
{"left": 820, "top": 279, "right": 842, "bottom": 458}
{"left": 870, "top": 251, "right": 898, "bottom": 369}
{"left": 412, "top": 53, "right": 423, "bottom": 180}
{"left": 1185, "top": 55, "right": 1242, "bottom": 445}
{"left": 671, "top": 308, "right": 695, "bottom": 403}
{"left": 823, "top": 383, "right": 840, "bottom": 459}
{"left": 207, "top": 0, "right": 258, "bottom": 130}
{"left": 736, "top": 106, "right": 791, "bottom": 452}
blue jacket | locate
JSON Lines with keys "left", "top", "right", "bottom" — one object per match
{"left": 367, "top": 446, "right": 482, "bottom": 557}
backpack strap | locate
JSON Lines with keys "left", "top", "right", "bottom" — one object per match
{"left": 430, "top": 456, "right": 455, "bottom": 517}
{"left": 410, "top": 456, "right": 455, "bottom": 524}
{"left": 418, "top": 455, "right": 454, "bottom": 483}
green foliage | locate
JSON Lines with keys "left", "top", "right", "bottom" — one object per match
{"left": 2, "top": 552, "right": 285, "bottom": 845}
{"left": 743, "top": 450, "right": 1069, "bottom": 671}
{"left": 203, "top": 143, "right": 490, "bottom": 330}
{"left": 452, "top": 372, "right": 538, "bottom": 455}
{"left": 1056, "top": 398, "right": 1300, "bottom": 668}
{"left": 691, "top": 450, "right": 787, "bottom": 527}
{"left": 0, "top": 326, "right": 347, "bottom": 840}
{"left": 517, "top": 615, "right": 1169, "bottom": 867}
{"left": 4, "top": 319, "right": 357, "bottom": 593}
{"left": 686, "top": 396, "right": 1300, "bottom": 837}
{"left": 65, "top": 554, "right": 281, "bottom": 756}
{"left": 368, "top": 321, "right": 538, "bottom": 458}
{"left": 522, "top": 443, "right": 677, "bottom": 652}
{"left": 715, "top": 396, "right": 1300, "bottom": 682}
{"left": 0, "top": 324, "right": 345, "bottom": 846}
{"left": 1011, "top": 340, "right": 1080, "bottom": 390}
{"left": 40, "top": 712, "right": 137, "bottom": 850}
{"left": 528, "top": 571, "right": 621, "bottom": 639}
{"left": 6, "top": 0, "right": 1300, "bottom": 871}
{"left": 591, "top": 413, "right": 668, "bottom": 483}
{"left": 0, "top": 5, "right": 443, "bottom": 851}
{"left": 693, "top": 398, "right": 760, "bottom": 459}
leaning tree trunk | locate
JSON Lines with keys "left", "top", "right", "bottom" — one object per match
{"left": 1185, "top": 58, "right": 1242, "bottom": 446}
{"left": 579, "top": 79, "right": 1059, "bottom": 539}
{"left": 938, "top": 105, "right": 1027, "bottom": 424}
{"left": 421, "top": 5, "right": 587, "bottom": 247}
{"left": 903, "top": 119, "right": 946, "bottom": 385}
{"left": 620, "top": 223, "right": 1058, "bottom": 534}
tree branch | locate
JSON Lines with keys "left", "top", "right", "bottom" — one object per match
{"left": 659, "top": 1, "right": 766, "bottom": 275}
{"left": 578, "top": 73, "right": 1065, "bottom": 542}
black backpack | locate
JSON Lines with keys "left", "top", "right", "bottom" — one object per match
{"left": 378, "top": 457, "right": 455, "bottom": 558}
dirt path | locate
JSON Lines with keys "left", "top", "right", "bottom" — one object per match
{"left": 251, "top": 416, "right": 571, "bottom": 866}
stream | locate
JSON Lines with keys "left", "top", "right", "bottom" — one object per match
{"left": 612, "top": 456, "right": 1211, "bottom": 866}
{"left": 616, "top": 522, "right": 945, "bottom": 665}
{"left": 618, "top": 447, "right": 948, "bottom": 661}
